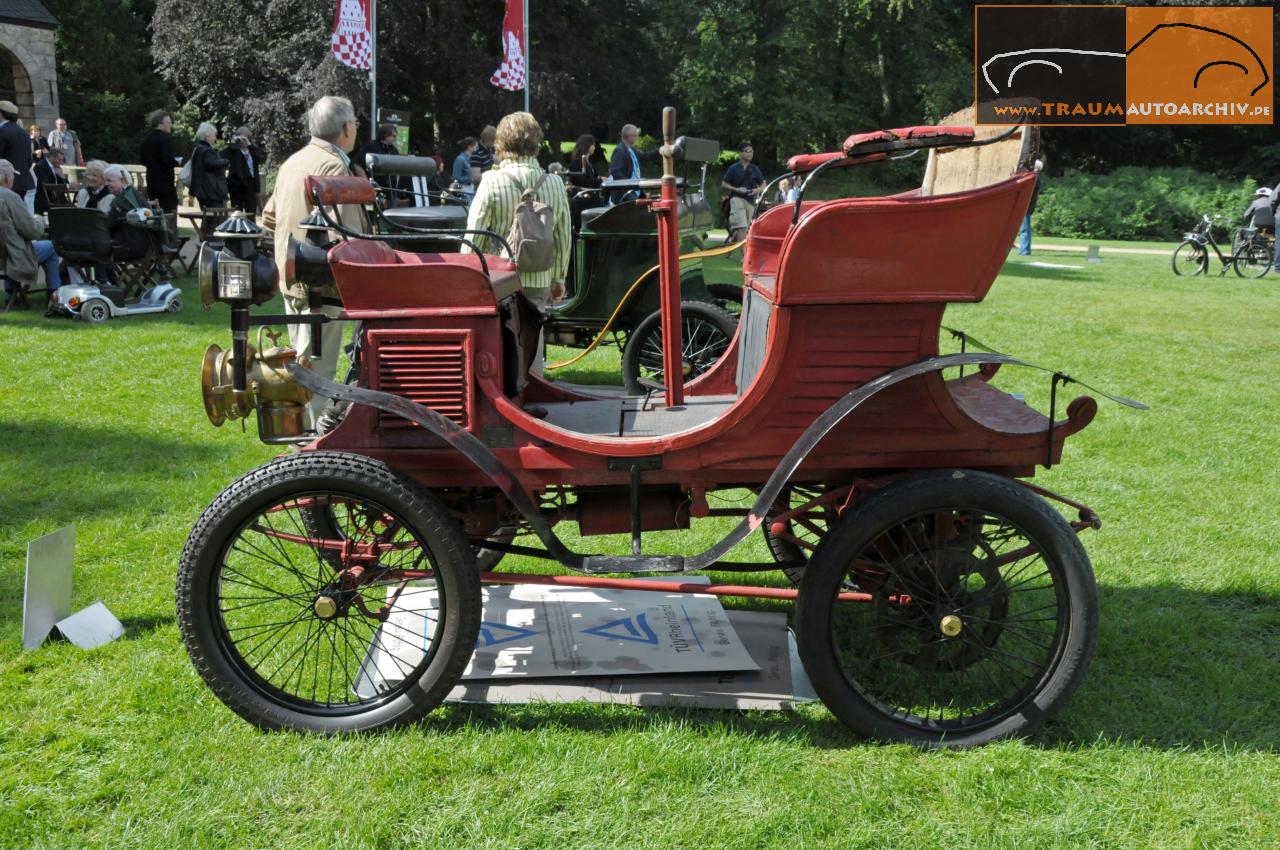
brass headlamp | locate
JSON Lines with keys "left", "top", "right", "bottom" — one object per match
{"left": 201, "top": 328, "right": 314, "bottom": 443}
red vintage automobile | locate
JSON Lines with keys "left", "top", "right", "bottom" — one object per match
{"left": 179, "top": 108, "right": 1141, "bottom": 747}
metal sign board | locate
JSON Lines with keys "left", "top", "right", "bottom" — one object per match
{"left": 354, "top": 581, "right": 758, "bottom": 698}
{"left": 22, "top": 526, "right": 74, "bottom": 649}
{"left": 446, "top": 610, "right": 819, "bottom": 711}
{"left": 53, "top": 602, "right": 124, "bottom": 650}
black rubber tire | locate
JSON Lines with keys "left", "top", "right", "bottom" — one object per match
{"left": 166, "top": 295, "right": 184, "bottom": 313}
{"left": 1171, "top": 240, "right": 1207, "bottom": 276}
{"left": 620, "top": 300, "right": 737, "bottom": 395}
{"left": 1233, "top": 240, "right": 1272, "bottom": 279}
{"left": 176, "top": 451, "right": 481, "bottom": 733}
{"left": 80, "top": 298, "right": 110, "bottom": 323}
{"left": 795, "top": 469, "right": 1099, "bottom": 749}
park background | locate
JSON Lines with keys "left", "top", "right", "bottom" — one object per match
{"left": 42, "top": 0, "right": 1280, "bottom": 239}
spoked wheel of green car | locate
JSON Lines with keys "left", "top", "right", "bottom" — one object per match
{"left": 1171, "top": 240, "right": 1208, "bottom": 276}
{"left": 1232, "top": 239, "right": 1273, "bottom": 279}
{"left": 621, "top": 300, "right": 737, "bottom": 395}
{"left": 176, "top": 452, "right": 481, "bottom": 733}
{"left": 795, "top": 470, "right": 1098, "bottom": 748}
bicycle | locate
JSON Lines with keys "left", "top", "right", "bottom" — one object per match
{"left": 1171, "top": 214, "right": 1270, "bottom": 278}
{"left": 1231, "top": 227, "right": 1274, "bottom": 279}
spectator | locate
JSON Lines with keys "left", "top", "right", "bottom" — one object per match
{"left": 1270, "top": 179, "right": 1280, "bottom": 271}
{"left": 1017, "top": 158, "right": 1045, "bottom": 256}
{"left": 608, "top": 123, "right": 659, "bottom": 203}
{"left": 777, "top": 177, "right": 799, "bottom": 205}
{"left": 720, "top": 142, "right": 764, "bottom": 243}
{"left": 222, "top": 126, "right": 264, "bottom": 214}
{"left": 1242, "top": 187, "right": 1274, "bottom": 233}
{"left": 29, "top": 124, "right": 49, "bottom": 164}
{"left": 140, "top": 110, "right": 181, "bottom": 213}
{"left": 567, "top": 134, "right": 602, "bottom": 191}
{"left": 189, "top": 122, "right": 229, "bottom": 209}
{"left": 0, "top": 101, "right": 35, "bottom": 213}
{"left": 33, "top": 147, "right": 67, "bottom": 215}
{"left": 76, "top": 160, "right": 113, "bottom": 214}
{"left": 461, "top": 111, "right": 572, "bottom": 375}
{"left": 352, "top": 124, "right": 406, "bottom": 203}
{"left": 47, "top": 117, "right": 82, "bottom": 167}
{"left": 261, "top": 95, "right": 363, "bottom": 425}
{"left": 0, "top": 159, "right": 65, "bottom": 303}
{"left": 469, "top": 124, "right": 496, "bottom": 183}
{"left": 103, "top": 164, "right": 150, "bottom": 260}
{"left": 452, "top": 136, "right": 477, "bottom": 195}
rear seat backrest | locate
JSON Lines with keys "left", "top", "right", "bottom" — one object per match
{"left": 920, "top": 105, "right": 1037, "bottom": 197}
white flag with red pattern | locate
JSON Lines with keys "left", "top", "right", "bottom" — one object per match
{"left": 490, "top": 0, "right": 526, "bottom": 91}
{"left": 331, "top": 0, "right": 372, "bottom": 71}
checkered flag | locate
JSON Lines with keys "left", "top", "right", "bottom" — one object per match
{"left": 331, "top": 0, "right": 372, "bottom": 72}
{"left": 490, "top": 0, "right": 526, "bottom": 92}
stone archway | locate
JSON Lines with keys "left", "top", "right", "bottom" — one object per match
{"left": 0, "top": 24, "right": 59, "bottom": 130}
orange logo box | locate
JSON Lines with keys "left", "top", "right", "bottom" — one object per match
{"left": 1126, "top": 6, "right": 1272, "bottom": 125}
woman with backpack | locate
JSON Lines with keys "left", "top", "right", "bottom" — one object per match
{"left": 461, "top": 112, "right": 571, "bottom": 375}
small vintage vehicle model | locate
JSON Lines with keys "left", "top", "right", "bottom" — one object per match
{"left": 179, "top": 107, "right": 1141, "bottom": 748}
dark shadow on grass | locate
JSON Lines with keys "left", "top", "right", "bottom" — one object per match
{"left": 119, "top": 614, "right": 177, "bottom": 638}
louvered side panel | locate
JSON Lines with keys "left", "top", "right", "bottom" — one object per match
{"left": 368, "top": 332, "right": 472, "bottom": 430}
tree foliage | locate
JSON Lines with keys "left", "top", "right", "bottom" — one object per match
{"left": 44, "top": 0, "right": 170, "bottom": 163}
{"left": 133, "top": 0, "right": 1278, "bottom": 183}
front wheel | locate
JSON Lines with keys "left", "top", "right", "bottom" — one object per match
{"left": 795, "top": 469, "right": 1099, "bottom": 748}
{"left": 1171, "top": 240, "right": 1207, "bottom": 276}
{"left": 1232, "top": 239, "right": 1273, "bottom": 279}
{"left": 621, "top": 300, "right": 737, "bottom": 395}
{"left": 176, "top": 452, "right": 481, "bottom": 733}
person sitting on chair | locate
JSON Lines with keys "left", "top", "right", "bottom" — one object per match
{"left": 34, "top": 148, "right": 68, "bottom": 215}
{"left": 76, "top": 160, "right": 113, "bottom": 214}
{"left": 0, "top": 159, "right": 66, "bottom": 305}
{"left": 103, "top": 164, "right": 150, "bottom": 261}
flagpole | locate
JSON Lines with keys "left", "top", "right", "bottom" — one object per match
{"left": 522, "top": 0, "right": 529, "bottom": 112}
{"left": 370, "top": 0, "right": 377, "bottom": 139}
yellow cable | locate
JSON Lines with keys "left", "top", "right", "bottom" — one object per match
{"left": 545, "top": 240, "right": 747, "bottom": 370}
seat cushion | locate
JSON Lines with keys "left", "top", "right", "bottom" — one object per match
{"left": 382, "top": 205, "right": 468, "bottom": 230}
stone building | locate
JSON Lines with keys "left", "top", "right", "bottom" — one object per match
{"left": 0, "top": 0, "right": 60, "bottom": 130}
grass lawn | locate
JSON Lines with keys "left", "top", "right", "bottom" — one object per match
{"left": 1, "top": 248, "right": 1278, "bottom": 848}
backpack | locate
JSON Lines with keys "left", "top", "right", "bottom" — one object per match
{"left": 503, "top": 171, "right": 556, "bottom": 273}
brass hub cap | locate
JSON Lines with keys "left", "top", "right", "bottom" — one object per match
{"left": 939, "top": 614, "right": 963, "bottom": 638}
{"left": 313, "top": 595, "right": 339, "bottom": 619}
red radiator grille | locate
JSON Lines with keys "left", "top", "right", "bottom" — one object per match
{"left": 373, "top": 337, "right": 470, "bottom": 429}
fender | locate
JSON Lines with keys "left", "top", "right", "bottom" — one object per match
{"left": 292, "top": 352, "right": 1028, "bottom": 573}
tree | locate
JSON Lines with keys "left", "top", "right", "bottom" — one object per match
{"left": 44, "top": 0, "right": 171, "bottom": 163}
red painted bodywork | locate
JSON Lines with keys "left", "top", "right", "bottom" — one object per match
{"left": 311, "top": 170, "right": 1094, "bottom": 507}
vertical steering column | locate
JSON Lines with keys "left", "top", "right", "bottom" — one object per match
{"left": 653, "top": 106, "right": 684, "bottom": 408}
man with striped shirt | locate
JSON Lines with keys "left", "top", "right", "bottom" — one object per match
{"left": 462, "top": 112, "right": 572, "bottom": 375}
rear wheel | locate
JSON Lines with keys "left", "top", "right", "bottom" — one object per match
{"left": 1233, "top": 239, "right": 1273, "bottom": 279}
{"left": 795, "top": 469, "right": 1098, "bottom": 748}
{"left": 764, "top": 484, "right": 834, "bottom": 584}
{"left": 80, "top": 298, "right": 110, "bottom": 323}
{"left": 621, "top": 300, "right": 737, "bottom": 395}
{"left": 176, "top": 452, "right": 481, "bottom": 733}
{"left": 1171, "top": 241, "right": 1207, "bottom": 276}
{"left": 167, "top": 295, "right": 184, "bottom": 312}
